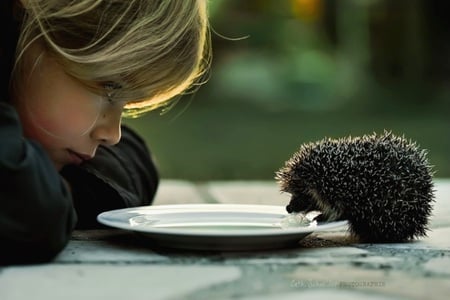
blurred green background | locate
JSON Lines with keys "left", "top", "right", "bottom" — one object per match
{"left": 124, "top": 0, "right": 450, "bottom": 180}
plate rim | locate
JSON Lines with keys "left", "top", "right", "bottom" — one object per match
{"left": 97, "top": 203, "right": 348, "bottom": 237}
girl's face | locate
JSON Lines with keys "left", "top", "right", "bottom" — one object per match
{"left": 13, "top": 52, "right": 125, "bottom": 171}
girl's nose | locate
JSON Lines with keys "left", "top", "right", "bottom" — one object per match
{"left": 90, "top": 111, "right": 122, "bottom": 146}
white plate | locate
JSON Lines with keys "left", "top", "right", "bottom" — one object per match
{"left": 97, "top": 204, "right": 348, "bottom": 251}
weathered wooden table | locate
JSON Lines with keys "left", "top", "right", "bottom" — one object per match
{"left": 1, "top": 179, "right": 449, "bottom": 300}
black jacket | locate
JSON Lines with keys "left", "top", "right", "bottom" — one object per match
{"left": 0, "top": 1, "right": 159, "bottom": 264}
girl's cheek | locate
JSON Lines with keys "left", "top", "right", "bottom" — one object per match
{"left": 18, "top": 53, "right": 106, "bottom": 139}
{"left": 25, "top": 94, "right": 103, "bottom": 139}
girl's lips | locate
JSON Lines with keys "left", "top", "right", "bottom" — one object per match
{"left": 67, "top": 150, "right": 93, "bottom": 165}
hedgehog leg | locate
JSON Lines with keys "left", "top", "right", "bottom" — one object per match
{"left": 313, "top": 211, "right": 346, "bottom": 223}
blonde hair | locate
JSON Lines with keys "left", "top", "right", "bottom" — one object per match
{"left": 14, "top": 0, "right": 211, "bottom": 117}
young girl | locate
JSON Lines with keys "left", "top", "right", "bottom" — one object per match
{"left": 0, "top": 0, "right": 210, "bottom": 264}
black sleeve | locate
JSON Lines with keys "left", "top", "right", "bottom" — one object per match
{"left": 0, "top": 102, "right": 77, "bottom": 265}
{"left": 60, "top": 125, "right": 159, "bottom": 229}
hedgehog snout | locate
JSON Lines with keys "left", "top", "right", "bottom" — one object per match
{"left": 286, "top": 190, "right": 344, "bottom": 222}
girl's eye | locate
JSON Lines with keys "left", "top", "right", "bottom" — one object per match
{"left": 103, "top": 81, "right": 122, "bottom": 103}
{"left": 105, "top": 92, "right": 114, "bottom": 104}
{"left": 104, "top": 81, "right": 122, "bottom": 91}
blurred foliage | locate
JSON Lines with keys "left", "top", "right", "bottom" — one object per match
{"left": 125, "top": 0, "right": 449, "bottom": 180}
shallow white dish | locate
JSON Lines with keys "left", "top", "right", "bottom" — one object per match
{"left": 97, "top": 204, "right": 348, "bottom": 251}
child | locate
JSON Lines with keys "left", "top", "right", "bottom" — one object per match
{"left": 0, "top": 0, "right": 210, "bottom": 264}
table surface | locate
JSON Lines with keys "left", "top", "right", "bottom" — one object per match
{"left": 1, "top": 179, "right": 449, "bottom": 300}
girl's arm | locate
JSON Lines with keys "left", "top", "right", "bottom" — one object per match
{"left": 61, "top": 125, "right": 159, "bottom": 229}
{"left": 0, "top": 102, "right": 77, "bottom": 265}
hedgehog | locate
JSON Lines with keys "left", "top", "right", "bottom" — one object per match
{"left": 275, "top": 131, "right": 435, "bottom": 243}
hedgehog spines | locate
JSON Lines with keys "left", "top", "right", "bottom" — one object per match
{"left": 276, "top": 131, "right": 435, "bottom": 242}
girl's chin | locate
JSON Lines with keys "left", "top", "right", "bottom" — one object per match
{"left": 54, "top": 162, "right": 65, "bottom": 172}
{"left": 51, "top": 156, "right": 67, "bottom": 171}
